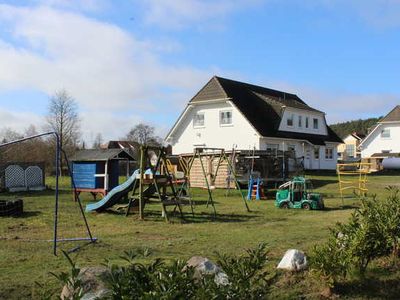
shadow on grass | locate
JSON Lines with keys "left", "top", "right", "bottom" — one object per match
{"left": 310, "top": 179, "right": 338, "bottom": 189}
{"left": 19, "top": 211, "right": 42, "bottom": 218}
{"left": 182, "top": 212, "right": 259, "bottom": 223}
{"left": 335, "top": 277, "right": 400, "bottom": 299}
{"left": 0, "top": 211, "right": 42, "bottom": 219}
{"left": 103, "top": 208, "right": 259, "bottom": 224}
{"left": 323, "top": 205, "right": 359, "bottom": 212}
{"left": 0, "top": 189, "right": 73, "bottom": 198}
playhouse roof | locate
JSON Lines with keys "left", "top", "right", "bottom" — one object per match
{"left": 71, "top": 149, "right": 135, "bottom": 162}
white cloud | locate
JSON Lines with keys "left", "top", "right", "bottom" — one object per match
{"left": 80, "top": 110, "right": 142, "bottom": 146}
{"left": 0, "top": 109, "right": 43, "bottom": 135}
{"left": 137, "top": 0, "right": 261, "bottom": 30}
{"left": 32, "top": 0, "right": 110, "bottom": 13}
{"left": 0, "top": 4, "right": 212, "bottom": 142}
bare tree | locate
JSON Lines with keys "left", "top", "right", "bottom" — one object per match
{"left": 46, "top": 89, "right": 81, "bottom": 173}
{"left": 0, "top": 125, "right": 47, "bottom": 166}
{"left": 0, "top": 127, "right": 23, "bottom": 143}
{"left": 92, "top": 133, "right": 103, "bottom": 149}
{"left": 126, "top": 123, "right": 162, "bottom": 146}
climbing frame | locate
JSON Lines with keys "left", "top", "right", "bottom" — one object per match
{"left": 336, "top": 162, "right": 371, "bottom": 204}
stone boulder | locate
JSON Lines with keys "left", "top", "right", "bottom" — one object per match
{"left": 277, "top": 249, "right": 308, "bottom": 271}
{"left": 60, "top": 266, "right": 110, "bottom": 300}
{"left": 185, "top": 256, "right": 229, "bottom": 286}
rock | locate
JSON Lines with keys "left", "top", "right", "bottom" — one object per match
{"left": 185, "top": 256, "right": 229, "bottom": 286}
{"left": 60, "top": 266, "right": 110, "bottom": 300}
{"left": 277, "top": 249, "right": 308, "bottom": 271}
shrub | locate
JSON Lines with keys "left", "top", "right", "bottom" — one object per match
{"left": 214, "top": 243, "right": 271, "bottom": 299}
{"left": 310, "top": 188, "right": 400, "bottom": 284}
{"left": 310, "top": 229, "right": 350, "bottom": 284}
{"left": 44, "top": 244, "right": 270, "bottom": 299}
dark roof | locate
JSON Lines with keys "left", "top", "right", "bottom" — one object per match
{"left": 189, "top": 76, "right": 342, "bottom": 144}
{"left": 71, "top": 149, "right": 135, "bottom": 162}
{"left": 380, "top": 105, "right": 400, "bottom": 122}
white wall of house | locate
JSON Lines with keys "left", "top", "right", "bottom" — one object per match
{"left": 168, "top": 101, "right": 260, "bottom": 154}
{"left": 278, "top": 107, "right": 328, "bottom": 135}
{"left": 361, "top": 123, "right": 400, "bottom": 157}
{"left": 167, "top": 101, "right": 338, "bottom": 169}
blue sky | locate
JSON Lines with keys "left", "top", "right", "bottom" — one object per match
{"left": 0, "top": 0, "right": 399, "bottom": 144}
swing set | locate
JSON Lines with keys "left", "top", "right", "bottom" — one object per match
{"left": 180, "top": 147, "right": 250, "bottom": 216}
{"left": 0, "top": 132, "right": 96, "bottom": 255}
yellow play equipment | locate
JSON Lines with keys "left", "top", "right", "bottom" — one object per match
{"left": 336, "top": 162, "right": 371, "bottom": 204}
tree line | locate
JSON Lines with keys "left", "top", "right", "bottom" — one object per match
{"left": 329, "top": 117, "right": 382, "bottom": 139}
{"left": 0, "top": 89, "right": 162, "bottom": 175}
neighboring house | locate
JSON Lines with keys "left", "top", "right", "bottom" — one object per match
{"left": 165, "top": 76, "right": 342, "bottom": 170}
{"left": 360, "top": 106, "right": 400, "bottom": 168}
{"left": 337, "top": 132, "right": 365, "bottom": 160}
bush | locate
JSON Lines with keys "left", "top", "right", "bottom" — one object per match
{"left": 310, "top": 188, "right": 400, "bottom": 284}
{"left": 44, "top": 244, "right": 270, "bottom": 300}
{"left": 213, "top": 243, "right": 271, "bottom": 299}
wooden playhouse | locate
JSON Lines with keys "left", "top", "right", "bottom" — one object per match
{"left": 71, "top": 149, "right": 135, "bottom": 200}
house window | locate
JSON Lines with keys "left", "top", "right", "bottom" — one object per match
{"left": 313, "top": 118, "right": 319, "bottom": 129}
{"left": 314, "top": 147, "right": 320, "bottom": 159}
{"left": 220, "top": 110, "right": 232, "bottom": 126}
{"left": 298, "top": 116, "right": 302, "bottom": 128}
{"left": 381, "top": 129, "right": 390, "bottom": 138}
{"left": 266, "top": 144, "right": 279, "bottom": 155}
{"left": 345, "top": 144, "right": 355, "bottom": 158}
{"left": 193, "top": 112, "right": 204, "bottom": 127}
{"left": 305, "top": 117, "right": 309, "bottom": 128}
{"left": 287, "top": 114, "right": 294, "bottom": 127}
{"left": 325, "top": 148, "right": 333, "bottom": 160}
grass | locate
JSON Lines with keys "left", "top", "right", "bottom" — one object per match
{"left": 1, "top": 173, "right": 400, "bottom": 299}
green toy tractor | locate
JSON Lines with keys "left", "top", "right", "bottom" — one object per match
{"left": 275, "top": 177, "right": 324, "bottom": 210}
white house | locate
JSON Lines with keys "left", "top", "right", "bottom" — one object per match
{"left": 165, "top": 76, "right": 343, "bottom": 170}
{"left": 360, "top": 105, "right": 400, "bottom": 158}
{"left": 337, "top": 132, "right": 365, "bottom": 160}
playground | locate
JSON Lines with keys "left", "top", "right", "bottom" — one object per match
{"left": 1, "top": 171, "right": 400, "bottom": 298}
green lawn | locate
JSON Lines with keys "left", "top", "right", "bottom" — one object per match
{"left": 0, "top": 173, "right": 399, "bottom": 299}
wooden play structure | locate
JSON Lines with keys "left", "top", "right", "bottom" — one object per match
{"left": 0, "top": 132, "right": 96, "bottom": 255}
{"left": 336, "top": 162, "right": 372, "bottom": 204}
{"left": 126, "top": 146, "right": 189, "bottom": 222}
{"left": 71, "top": 149, "right": 135, "bottom": 200}
{"left": 179, "top": 149, "right": 301, "bottom": 190}
{"left": 180, "top": 147, "right": 250, "bottom": 216}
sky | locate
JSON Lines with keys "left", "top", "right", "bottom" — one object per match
{"left": 0, "top": 0, "right": 399, "bottom": 145}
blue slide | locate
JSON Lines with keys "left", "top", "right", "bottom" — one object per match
{"left": 86, "top": 169, "right": 140, "bottom": 212}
